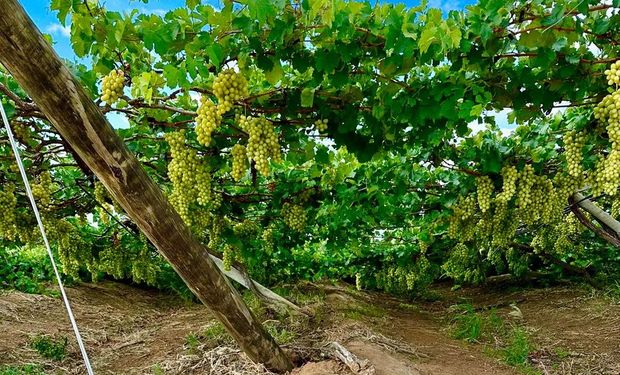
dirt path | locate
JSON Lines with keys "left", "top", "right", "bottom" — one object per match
{"left": 0, "top": 282, "right": 618, "bottom": 374}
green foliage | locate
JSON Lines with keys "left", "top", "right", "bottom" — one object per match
{"left": 0, "top": 365, "right": 44, "bottom": 375}
{"left": 503, "top": 328, "right": 532, "bottom": 366}
{"left": 0, "top": 247, "right": 56, "bottom": 294}
{"left": 448, "top": 304, "right": 537, "bottom": 370}
{"left": 29, "top": 335, "right": 68, "bottom": 361}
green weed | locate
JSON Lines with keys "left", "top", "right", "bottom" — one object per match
{"left": 29, "top": 335, "right": 68, "bottom": 361}
{"left": 0, "top": 365, "right": 45, "bottom": 375}
{"left": 151, "top": 364, "right": 165, "bottom": 375}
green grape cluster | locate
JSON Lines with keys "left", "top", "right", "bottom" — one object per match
{"left": 355, "top": 273, "right": 363, "bottom": 291}
{"left": 239, "top": 115, "right": 282, "bottom": 176}
{"left": 593, "top": 90, "right": 620, "bottom": 124}
{"left": 612, "top": 199, "right": 620, "bottom": 218}
{"left": 208, "top": 216, "right": 225, "bottom": 249}
{"left": 230, "top": 144, "right": 247, "bottom": 181}
{"left": 497, "top": 166, "right": 518, "bottom": 202}
{"left": 12, "top": 122, "right": 32, "bottom": 145}
{"left": 516, "top": 165, "right": 535, "bottom": 209}
{"left": 262, "top": 226, "right": 275, "bottom": 253}
{"left": 31, "top": 171, "right": 54, "bottom": 208}
{"left": 554, "top": 173, "right": 579, "bottom": 204}
{"left": 213, "top": 69, "right": 249, "bottom": 115}
{"left": 476, "top": 176, "right": 493, "bottom": 213}
{"left": 233, "top": 219, "right": 259, "bottom": 237}
{"left": 563, "top": 130, "right": 586, "bottom": 177}
{"left": 94, "top": 181, "right": 111, "bottom": 225}
{"left": 222, "top": 244, "right": 236, "bottom": 271}
{"left": 447, "top": 195, "right": 477, "bottom": 240}
{"left": 52, "top": 219, "right": 90, "bottom": 279}
{"left": 605, "top": 61, "right": 620, "bottom": 86}
{"left": 101, "top": 70, "right": 125, "bottom": 105}
{"left": 442, "top": 243, "right": 486, "bottom": 284}
{"left": 314, "top": 118, "right": 328, "bottom": 133}
{"left": 196, "top": 97, "right": 222, "bottom": 146}
{"left": 0, "top": 184, "right": 17, "bottom": 240}
{"left": 164, "top": 131, "right": 212, "bottom": 224}
{"left": 282, "top": 202, "right": 306, "bottom": 232}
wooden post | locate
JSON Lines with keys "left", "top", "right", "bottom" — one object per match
{"left": 0, "top": 0, "right": 293, "bottom": 372}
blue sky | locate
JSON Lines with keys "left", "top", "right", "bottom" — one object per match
{"left": 21, "top": 0, "right": 475, "bottom": 60}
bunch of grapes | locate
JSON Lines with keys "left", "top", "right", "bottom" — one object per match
{"left": 233, "top": 219, "right": 259, "bottom": 237}
{"left": 94, "top": 181, "right": 112, "bottom": 224}
{"left": 12, "top": 122, "right": 32, "bottom": 145}
{"left": 476, "top": 176, "right": 493, "bottom": 213}
{"left": 605, "top": 61, "right": 620, "bottom": 86}
{"left": 612, "top": 199, "right": 620, "bottom": 218}
{"left": 31, "top": 171, "right": 54, "bottom": 208}
{"left": 262, "top": 226, "right": 275, "bottom": 253}
{"left": 282, "top": 202, "right": 306, "bottom": 232}
{"left": 314, "top": 118, "right": 328, "bottom": 133}
{"left": 164, "top": 131, "right": 212, "bottom": 223}
{"left": 101, "top": 70, "right": 125, "bottom": 105}
{"left": 222, "top": 244, "right": 236, "bottom": 271}
{"left": 563, "top": 130, "right": 586, "bottom": 177}
{"left": 213, "top": 69, "right": 249, "bottom": 115}
{"left": 239, "top": 115, "right": 282, "bottom": 176}
{"left": 0, "top": 184, "right": 17, "bottom": 240}
{"left": 195, "top": 166, "right": 212, "bottom": 206}
{"left": 554, "top": 173, "right": 579, "bottom": 204}
{"left": 195, "top": 97, "right": 222, "bottom": 146}
{"left": 497, "top": 166, "right": 518, "bottom": 202}
{"left": 208, "top": 216, "right": 225, "bottom": 249}
{"left": 593, "top": 90, "right": 619, "bottom": 124}
{"left": 516, "top": 165, "right": 535, "bottom": 209}
{"left": 230, "top": 144, "right": 247, "bottom": 181}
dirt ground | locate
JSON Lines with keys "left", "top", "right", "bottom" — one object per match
{"left": 0, "top": 281, "right": 618, "bottom": 374}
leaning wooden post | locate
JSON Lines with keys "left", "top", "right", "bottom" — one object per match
{"left": 0, "top": 0, "right": 293, "bottom": 372}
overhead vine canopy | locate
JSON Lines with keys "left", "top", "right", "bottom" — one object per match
{"left": 1, "top": 0, "right": 619, "bottom": 295}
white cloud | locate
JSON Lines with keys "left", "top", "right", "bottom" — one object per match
{"left": 46, "top": 23, "right": 71, "bottom": 38}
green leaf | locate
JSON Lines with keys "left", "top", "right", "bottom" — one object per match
{"left": 265, "top": 59, "right": 283, "bottom": 85}
{"left": 301, "top": 87, "right": 315, "bottom": 108}
{"left": 206, "top": 43, "right": 225, "bottom": 68}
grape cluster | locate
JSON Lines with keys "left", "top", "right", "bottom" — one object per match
{"left": 605, "top": 61, "right": 620, "bottom": 86}
{"left": 282, "top": 203, "right": 306, "bottom": 232}
{"left": 476, "top": 176, "right": 493, "bottom": 213}
{"left": 195, "top": 97, "right": 222, "bottom": 146}
{"left": 164, "top": 131, "right": 212, "bottom": 224}
{"left": 94, "top": 181, "right": 111, "bottom": 224}
{"left": 0, "top": 184, "right": 17, "bottom": 240}
{"left": 213, "top": 69, "right": 249, "bottom": 115}
{"left": 314, "top": 118, "right": 328, "bottom": 133}
{"left": 233, "top": 219, "right": 258, "bottom": 237}
{"left": 497, "top": 166, "right": 518, "bottom": 202}
{"left": 516, "top": 165, "right": 535, "bottom": 209}
{"left": 222, "top": 244, "right": 236, "bottom": 271}
{"left": 31, "top": 171, "right": 54, "bottom": 208}
{"left": 101, "top": 70, "right": 125, "bottom": 105}
{"left": 239, "top": 115, "right": 282, "bottom": 176}
{"left": 208, "top": 216, "right": 224, "bottom": 249}
{"left": 612, "top": 199, "right": 620, "bottom": 218}
{"left": 563, "top": 130, "right": 586, "bottom": 177}
{"left": 262, "top": 226, "right": 275, "bottom": 253}
{"left": 230, "top": 144, "right": 247, "bottom": 181}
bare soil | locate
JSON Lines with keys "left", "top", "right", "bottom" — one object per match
{"left": 0, "top": 281, "right": 618, "bottom": 374}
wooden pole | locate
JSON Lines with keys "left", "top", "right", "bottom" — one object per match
{"left": 0, "top": 0, "right": 292, "bottom": 371}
